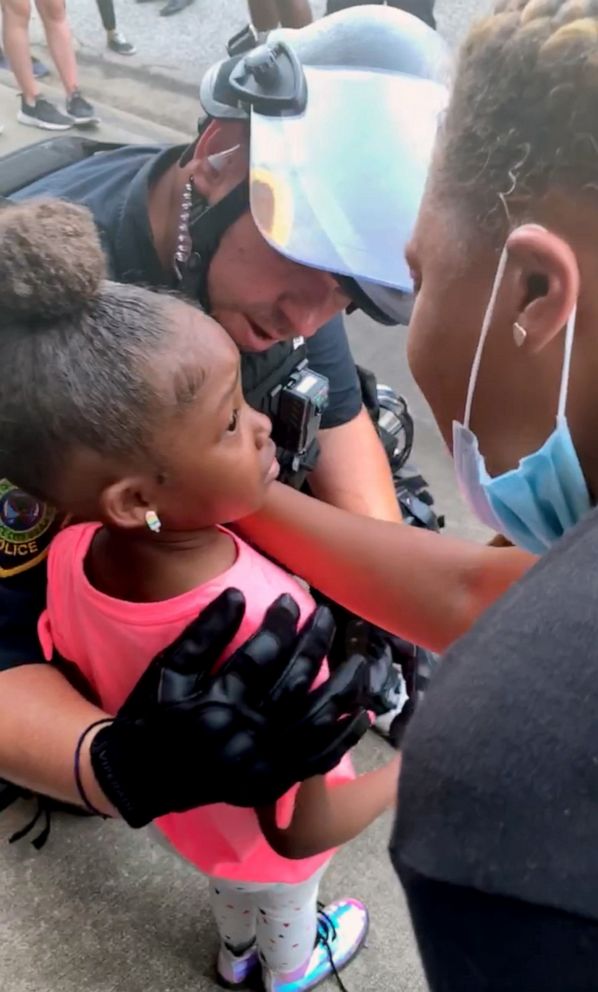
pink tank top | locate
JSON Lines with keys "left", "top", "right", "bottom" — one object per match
{"left": 38, "top": 523, "right": 354, "bottom": 884}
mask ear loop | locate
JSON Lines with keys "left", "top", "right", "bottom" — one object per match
{"left": 463, "top": 246, "right": 509, "bottom": 430}
{"left": 557, "top": 303, "right": 577, "bottom": 422}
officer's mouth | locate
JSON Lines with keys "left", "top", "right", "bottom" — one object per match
{"left": 240, "top": 315, "right": 284, "bottom": 351}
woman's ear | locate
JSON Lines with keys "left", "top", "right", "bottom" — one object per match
{"left": 190, "top": 119, "right": 250, "bottom": 202}
{"left": 99, "top": 477, "right": 155, "bottom": 531}
{"left": 506, "top": 225, "right": 580, "bottom": 356}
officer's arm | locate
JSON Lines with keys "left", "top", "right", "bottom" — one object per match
{"left": 237, "top": 484, "right": 535, "bottom": 653}
{"left": 309, "top": 407, "right": 403, "bottom": 523}
{"left": 0, "top": 663, "right": 117, "bottom": 814}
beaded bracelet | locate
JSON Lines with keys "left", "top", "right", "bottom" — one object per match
{"left": 73, "top": 718, "right": 114, "bottom": 818}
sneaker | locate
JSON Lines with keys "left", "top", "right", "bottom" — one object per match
{"left": 217, "top": 942, "right": 260, "bottom": 989}
{"left": 65, "top": 90, "right": 99, "bottom": 126}
{"left": 17, "top": 95, "right": 73, "bottom": 131}
{"left": 265, "top": 899, "right": 369, "bottom": 992}
{"left": 0, "top": 52, "right": 49, "bottom": 77}
{"left": 31, "top": 57, "right": 50, "bottom": 79}
{"left": 107, "top": 30, "right": 137, "bottom": 55}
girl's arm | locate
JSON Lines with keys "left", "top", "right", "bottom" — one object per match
{"left": 257, "top": 756, "right": 401, "bottom": 860}
{"left": 238, "top": 484, "right": 534, "bottom": 653}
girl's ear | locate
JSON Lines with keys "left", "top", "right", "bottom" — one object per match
{"left": 99, "top": 476, "right": 155, "bottom": 530}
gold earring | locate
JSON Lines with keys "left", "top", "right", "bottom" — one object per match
{"left": 513, "top": 321, "right": 527, "bottom": 348}
{"left": 145, "top": 509, "right": 161, "bottom": 534}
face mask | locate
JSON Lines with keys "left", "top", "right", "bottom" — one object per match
{"left": 452, "top": 237, "right": 591, "bottom": 555}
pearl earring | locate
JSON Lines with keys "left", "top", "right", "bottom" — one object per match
{"left": 513, "top": 321, "right": 527, "bottom": 348}
{"left": 145, "top": 510, "right": 161, "bottom": 534}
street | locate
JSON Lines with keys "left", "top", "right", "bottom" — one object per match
{"left": 0, "top": 4, "right": 491, "bottom": 991}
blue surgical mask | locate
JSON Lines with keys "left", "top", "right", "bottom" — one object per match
{"left": 452, "top": 238, "right": 591, "bottom": 555}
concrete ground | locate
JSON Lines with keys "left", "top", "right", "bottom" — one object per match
{"left": 0, "top": 3, "right": 492, "bottom": 990}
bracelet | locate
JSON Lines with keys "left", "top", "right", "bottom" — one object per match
{"left": 74, "top": 718, "right": 114, "bottom": 818}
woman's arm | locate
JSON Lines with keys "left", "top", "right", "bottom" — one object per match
{"left": 258, "top": 756, "right": 401, "bottom": 860}
{"left": 0, "top": 663, "right": 117, "bottom": 814}
{"left": 238, "top": 484, "right": 534, "bottom": 653}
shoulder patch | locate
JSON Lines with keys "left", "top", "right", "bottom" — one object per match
{"left": 0, "top": 480, "right": 59, "bottom": 578}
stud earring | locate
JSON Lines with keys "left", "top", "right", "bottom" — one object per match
{"left": 145, "top": 509, "right": 161, "bottom": 534}
{"left": 513, "top": 321, "right": 527, "bottom": 348}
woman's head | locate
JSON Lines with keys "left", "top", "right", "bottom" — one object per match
{"left": 407, "top": 0, "right": 598, "bottom": 498}
{"left": 0, "top": 200, "right": 277, "bottom": 532}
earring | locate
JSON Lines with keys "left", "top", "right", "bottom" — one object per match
{"left": 513, "top": 321, "right": 527, "bottom": 348}
{"left": 145, "top": 510, "right": 162, "bottom": 534}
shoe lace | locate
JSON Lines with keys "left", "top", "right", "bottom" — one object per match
{"left": 316, "top": 903, "right": 350, "bottom": 992}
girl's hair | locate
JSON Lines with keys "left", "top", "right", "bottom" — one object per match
{"left": 0, "top": 199, "right": 176, "bottom": 502}
{"left": 435, "top": 0, "right": 598, "bottom": 234}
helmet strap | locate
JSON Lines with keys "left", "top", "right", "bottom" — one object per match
{"left": 175, "top": 177, "right": 250, "bottom": 309}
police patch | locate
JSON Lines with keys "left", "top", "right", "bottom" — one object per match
{"left": 0, "top": 479, "right": 58, "bottom": 578}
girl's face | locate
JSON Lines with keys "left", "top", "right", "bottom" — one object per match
{"left": 142, "top": 305, "right": 278, "bottom": 532}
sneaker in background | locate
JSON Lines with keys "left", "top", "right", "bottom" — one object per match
{"left": 17, "top": 95, "right": 72, "bottom": 131}
{"left": 107, "top": 30, "right": 137, "bottom": 55}
{"left": 66, "top": 89, "right": 100, "bottom": 126}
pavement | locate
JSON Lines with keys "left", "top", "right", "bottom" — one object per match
{"left": 0, "top": 3, "right": 493, "bottom": 991}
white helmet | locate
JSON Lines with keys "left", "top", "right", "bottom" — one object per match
{"left": 200, "top": 7, "right": 450, "bottom": 325}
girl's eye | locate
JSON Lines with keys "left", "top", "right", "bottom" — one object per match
{"left": 226, "top": 409, "right": 239, "bottom": 433}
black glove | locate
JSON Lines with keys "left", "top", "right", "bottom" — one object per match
{"left": 90, "top": 589, "right": 371, "bottom": 827}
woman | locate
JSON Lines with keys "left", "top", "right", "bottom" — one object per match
{"left": 240, "top": 0, "right": 598, "bottom": 985}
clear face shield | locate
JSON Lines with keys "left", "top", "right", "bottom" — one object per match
{"left": 248, "top": 65, "right": 448, "bottom": 325}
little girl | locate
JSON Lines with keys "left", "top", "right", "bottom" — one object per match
{"left": 0, "top": 200, "right": 399, "bottom": 992}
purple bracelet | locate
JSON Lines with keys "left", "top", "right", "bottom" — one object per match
{"left": 74, "top": 718, "right": 114, "bottom": 818}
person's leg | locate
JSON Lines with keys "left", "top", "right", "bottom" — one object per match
{"left": 255, "top": 873, "right": 322, "bottom": 986}
{"left": 95, "top": 0, "right": 115, "bottom": 31}
{"left": 1, "top": 0, "right": 37, "bottom": 104}
{"left": 209, "top": 878, "right": 260, "bottom": 988}
{"left": 276, "top": 0, "right": 312, "bottom": 28}
{"left": 247, "top": 0, "right": 279, "bottom": 31}
{"left": 35, "top": 0, "right": 98, "bottom": 123}
{"left": 34, "top": 0, "right": 77, "bottom": 95}
{"left": 96, "top": 0, "right": 136, "bottom": 55}
{"left": 400, "top": 867, "right": 598, "bottom": 992}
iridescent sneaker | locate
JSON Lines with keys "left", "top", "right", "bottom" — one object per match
{"left": 216, "top": 941, "right": 260, "bottom": 989}
{"left": 264, "top": 898, "right": 369, "bottom": 992}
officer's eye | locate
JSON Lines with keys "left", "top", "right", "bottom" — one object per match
{"left": 226, "top": 409, "right": 239, "bottom": 433}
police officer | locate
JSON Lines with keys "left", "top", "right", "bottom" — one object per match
{"left": 0, "top": 7, "right": 446, "bottom": 849}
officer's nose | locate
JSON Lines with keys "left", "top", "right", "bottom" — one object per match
{"left": 278, "top": 275, "right": 348, "bottom": 338}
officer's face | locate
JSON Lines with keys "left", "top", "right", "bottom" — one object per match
{"left": 142, "top": 306, "right": 279, "bottom": 530}
{"left": 191, "top": 125, "right": 349, "bottom": 352}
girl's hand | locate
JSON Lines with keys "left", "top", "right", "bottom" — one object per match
{"left": 257, "top": 756, "right": 401, "bottom": 860}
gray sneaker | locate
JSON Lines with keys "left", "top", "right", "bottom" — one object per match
{"left": 65, "top": 89, "right": 99, "bottom": 126}
{"left": 17, "top": 95, "right": 73, "bottom": 131}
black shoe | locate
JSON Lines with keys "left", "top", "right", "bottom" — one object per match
{"left": 17, "top": 95, "right": 73, "bottom": 131}
{"left": 160, "top": 0, "right": 193, "bottom": 16}
{"left": 107, "top": 30, "right": 136, "bottom": 54}
{"left": 66, "top": 89, "right": 100, "bottom": 126}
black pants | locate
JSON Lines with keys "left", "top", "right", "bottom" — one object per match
{"left": 399, "top": 866, "right": 598, "bottom": 991}
{"left": 95, "top": 0, "right": 116, "bottom": 33}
